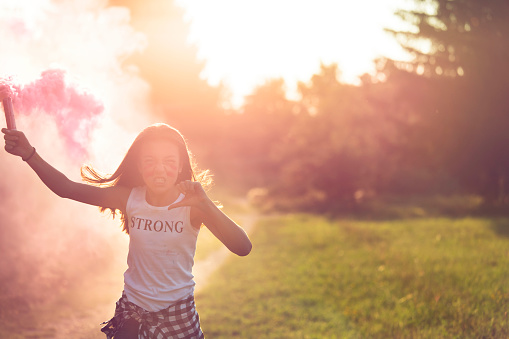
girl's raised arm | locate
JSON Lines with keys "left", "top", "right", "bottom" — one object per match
{"left": 168, "top": 180, "right": 252, "bottom": 256}
{"left": 2, "top": 128, "right": 130, "bottom": 211}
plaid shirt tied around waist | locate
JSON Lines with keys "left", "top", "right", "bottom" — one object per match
{"left": 101, "top": 292, "right": 204, "bottom": 339}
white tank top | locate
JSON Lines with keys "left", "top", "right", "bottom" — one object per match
{"left": 123, "top": 186, "right": 200, "bottom": 312}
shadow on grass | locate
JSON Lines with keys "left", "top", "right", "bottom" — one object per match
{"left": 252, "top": 192, "right": 509, "bottom": 237}
{"left": 252, "top": 192, "right": 490, "bottom": 220}
{"left": 489, "top": 218, "right": 509, "bottom": 238}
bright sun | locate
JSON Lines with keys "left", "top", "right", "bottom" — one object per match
{"left": 176, "top": 0, "right": 413, "bottom": 107}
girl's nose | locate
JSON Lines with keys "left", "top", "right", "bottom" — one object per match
{"left": 154, "top": 162, "right": 166, "bottom": 173}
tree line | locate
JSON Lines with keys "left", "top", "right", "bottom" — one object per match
{"left": 119, "top": 0, "right": 509, "bottom": 214}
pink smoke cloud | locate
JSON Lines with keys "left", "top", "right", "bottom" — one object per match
{"left": 7, "top": 18, "right": 30, "bottom": 37}
{"left": 2, "top": 69, "right": 104, "bottom": 157}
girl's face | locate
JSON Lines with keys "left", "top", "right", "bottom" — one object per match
{"left": 138, "top": 139, "right": 182, "bottom": 194}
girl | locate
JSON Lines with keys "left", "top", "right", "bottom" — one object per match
{"left": 1, "top": 102, "right": 252, "bottom": 338}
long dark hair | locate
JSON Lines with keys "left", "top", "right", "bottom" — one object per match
{"left": 81, "top": 123, "right": 211, "bottom": 233}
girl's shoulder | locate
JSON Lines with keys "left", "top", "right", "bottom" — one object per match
{"left": 124, "top": 185, "right": 145, "bottom": 203}
{"left": 113, "top": 185, "right": 139, "bottom": 198}
{"left": 113, "top": 185, "right": 143, "bottom": 213}
{"left": 128, "top": 185, "right": 145, "bottom": 194}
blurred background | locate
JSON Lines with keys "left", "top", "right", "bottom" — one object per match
{"left": 0, "top": 0, "right": 508, "bottom": 337}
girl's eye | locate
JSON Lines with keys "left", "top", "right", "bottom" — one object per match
{"left": 163, "top": 159, "right": 177, "bottom": 166}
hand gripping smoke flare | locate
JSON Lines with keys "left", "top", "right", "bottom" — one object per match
{"left": 3, "top": 96, "right": 16, "bottom": 130}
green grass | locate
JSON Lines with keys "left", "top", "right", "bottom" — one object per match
{"left": 196, "top": 215, "right": 509, "bottom": 338}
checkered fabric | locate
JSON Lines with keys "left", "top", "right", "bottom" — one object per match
{"left": 101, "top": 292, "right": 204, "bottom": 339}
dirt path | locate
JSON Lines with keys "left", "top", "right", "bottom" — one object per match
{"left": 15, "top": 213, "right": 258, "bottom": 339}
{"left": 17, "top": 273, "right": 125, "bottom": 339}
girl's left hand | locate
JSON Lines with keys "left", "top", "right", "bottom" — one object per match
{"left": 168, "top": 180, "right": 210, "bottom": 211}
{"left": 2, "top": 129, "right": 34, "bottom": 159}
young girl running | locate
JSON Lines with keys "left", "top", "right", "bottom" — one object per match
{"left": 1, "top": 102, "right": 252, "bottom": 338}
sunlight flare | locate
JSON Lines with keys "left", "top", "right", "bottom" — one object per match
{"left": 176, "top": 0, "right": 413, "bottom": 106}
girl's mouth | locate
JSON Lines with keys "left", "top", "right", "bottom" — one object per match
{"left": 154, "top": 177, "right": 166, "bottom": 185}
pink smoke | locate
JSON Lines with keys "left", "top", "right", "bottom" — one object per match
{"left": 2, "top": 69, "right": 104, "bottom": 157}
{"left": 0, "top": 77, "right": 15, "bottom": 96}
{"left": 7, "top": 18, "right": 30, "bottom": 37}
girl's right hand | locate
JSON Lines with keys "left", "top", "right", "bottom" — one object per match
{"left": 2, "top": 129, "right": 34, "bottom": 159}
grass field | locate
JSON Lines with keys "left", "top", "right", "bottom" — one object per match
{"left": 196, "top": 215, "right": 509, "bottom": 338}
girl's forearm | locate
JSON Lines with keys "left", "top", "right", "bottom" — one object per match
{"left": 3, "top": 129, "right": 74, "bottom": 198}
{"left": 201, "top": 199, "right": 252, "bottom": 256}
{"left": 26, "top": 151, "right": 73, "bottom": 198}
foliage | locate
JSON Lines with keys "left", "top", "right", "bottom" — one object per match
{"left": 207, "top": 0, "right": 509, "bottom": 213}
{"left": 106, "top": 0, "right": 509, "bottom": 213}
{"left": 383, "top": 0, "right": 509, "bottom": 203}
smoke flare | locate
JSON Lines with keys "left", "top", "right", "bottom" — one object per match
{"left": 2, "top": 69, "right": 104, "bottom": 157}
{"left": 0, "top": 0, "right": 151, "bottom": 331}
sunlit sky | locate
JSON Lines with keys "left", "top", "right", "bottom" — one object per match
{"left": 176, "top": 0, "right": 414, "bottom": 106}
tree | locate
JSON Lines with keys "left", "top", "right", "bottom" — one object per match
{"left": 382, "top": 0, "right": 509, "bottom": 204}
{"left": 211, "top": 79, "right": 298, "bottom": 190}
{"left": 262, "top": 64, "right": 387, "bottom": 212}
